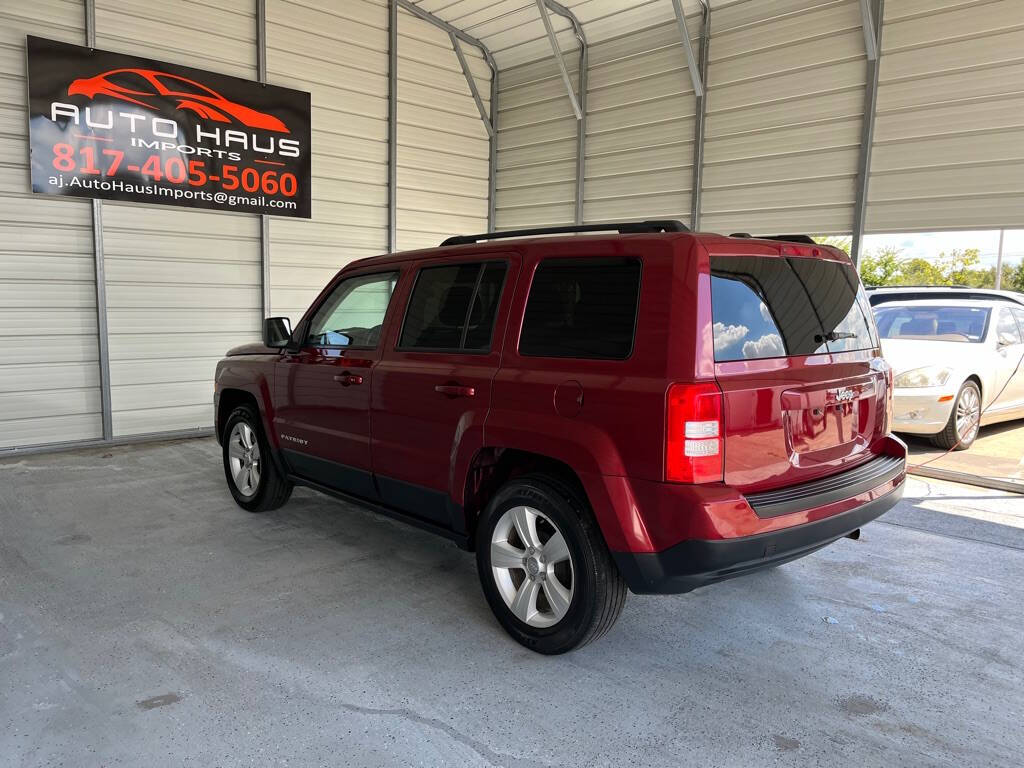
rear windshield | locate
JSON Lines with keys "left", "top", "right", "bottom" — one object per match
{"left": 710, "top": 255, "right": 875, "bottom": 362}
{"left": 873, "top": 305, "right": 989, "bottom": 343}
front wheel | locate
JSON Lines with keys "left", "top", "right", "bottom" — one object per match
{"left": 931, "top": 380, "right": 981, "bottom": 451}
{"left": 475, "top": 475, "right": 626, "bottom": 654}
{"left": 222, "top": 404, "right": 293, "bottom": 512}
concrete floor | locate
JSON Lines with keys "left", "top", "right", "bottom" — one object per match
{"left": 1, "top": 438, "right": 1022, "bottom": 768}
{"left": 903, "top": 419, "right": 1024, "bottom": 487}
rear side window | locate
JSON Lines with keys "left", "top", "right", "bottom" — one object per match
{"left": 398, "top": 261, "right": 507, "bottom": 352}
{"left": 519, "top": 257, "right": 641, "bottom": 359}
{"left": 710, "top": 255, "right": 874, "bottom": 361}
{"left": 997, "top": 307, "right": 1023, "bottom": 345}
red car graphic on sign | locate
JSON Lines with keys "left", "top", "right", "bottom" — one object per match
{"left": 67, "top": 68, "right": 289, "bottom": 133}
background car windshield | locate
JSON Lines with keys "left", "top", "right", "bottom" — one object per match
{"left": 873, "top": 305, "right": 989, "bottom": 343}
{"left": 710, "top": 255, "right": 875, "bottom": 361}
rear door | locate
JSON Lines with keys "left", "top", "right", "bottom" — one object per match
{"left": 370, "top": 255, "right": 517, "bottom": 528}
{"left": 992, "top": 306, "right": 1024, "bottom": 412}
{"left": 709, "top": 250, "right": 886, "bottom": 493}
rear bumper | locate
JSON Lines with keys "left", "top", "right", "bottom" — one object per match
{"left": 611, "top": 480, "right": 903, "bottom": 595}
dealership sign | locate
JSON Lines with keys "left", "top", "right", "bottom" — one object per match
{"left": 26, "top": 36, "right": 312, "bottom": 217}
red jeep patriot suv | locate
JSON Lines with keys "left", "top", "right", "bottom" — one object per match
{"left": 215, "top": 220, "right": 906, "bottom": 654}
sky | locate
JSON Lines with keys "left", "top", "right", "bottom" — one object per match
{"left": 860, "top": 229, "right": 1024, "bottom": 268}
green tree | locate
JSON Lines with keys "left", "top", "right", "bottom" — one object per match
{"left": 858, "top": 246, "right": 903, "bottom": 286}
{"left": 814, "top": 235, "right": 852, "bottom": 255}
{"left": 1008, "top": 261, "right": 1024, "bottom": 293}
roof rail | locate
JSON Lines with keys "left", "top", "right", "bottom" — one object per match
{"left": 441, "top": 220, "right": 689, "bottom": 246}
{"left": 729, "top": 233, "right": 818, "bottom": 245}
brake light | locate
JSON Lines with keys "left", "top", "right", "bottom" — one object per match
{"left": 666, "top": 381, "right": 724, "bottom": 483}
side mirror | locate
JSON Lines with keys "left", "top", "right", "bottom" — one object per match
{"left": 263, "top": 317, "right": 293, "bottom": 348}
{"left": 997, "top": 332, "right": 1017, "bottom": 348}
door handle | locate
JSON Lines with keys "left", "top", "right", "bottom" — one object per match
{"left": 333, "top": 373, "right": 364, "bottom": 386}
{"left": 435, "top": 384, "right": 475, "bottom": 398}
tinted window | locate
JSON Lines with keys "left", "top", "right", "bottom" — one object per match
{"left": 874, "top": 305, "right": 989, "bottom": 343}
{"left": 710, "top": 255, "right": 874, "bottom": 361}
{"left": 519, "top": 258, "right": 641, "bottom": 359}
{"left": 996, "top": 307, "right": 1023, "bottom": 345}
{"left": 399, "top": 262, "right": 506, "bottom": 352}
{"left": 306, "top": 271, "right": 398, "bottom": 348}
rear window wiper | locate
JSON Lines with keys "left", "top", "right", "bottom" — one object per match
{"left": 815, "top": 331, "right": 857, "bottom": 343}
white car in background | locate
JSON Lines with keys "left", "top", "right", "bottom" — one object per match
{"left": 870, "top": 294, "right": 1024, "bottom": 449}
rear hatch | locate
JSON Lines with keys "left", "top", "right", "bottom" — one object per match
{"left": 709, "top": 247, "right": 888, "bottom": 494}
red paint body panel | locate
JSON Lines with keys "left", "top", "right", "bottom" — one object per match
{"left": 215, "top": 230, "right": 906, "bottom": 579}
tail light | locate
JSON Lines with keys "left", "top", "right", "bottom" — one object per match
{"left": 666, "top": 381, "right": 724, "bottom": 484}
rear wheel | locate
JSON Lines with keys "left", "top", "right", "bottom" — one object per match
{"left": 475, "top": 474, "right": 626, "bottom": 654}
{"left": 931, "top": 380, "right": 981, "bottom": 451}
{"left": 222, "top": 404, "right": 292, "bottom": 512}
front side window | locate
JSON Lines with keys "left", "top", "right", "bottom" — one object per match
{"left": 519, "top": 257, "right": 641, "bottom": 360}
{"left": 306, "top": 271, "right": 398, "bottom": 348}
{"left": 874, "top": 305, "right": 990, "bottom": 343}
{"left": 710, "top": 255, "right": 874, "bottom": 361}
{"left": 399, "top": 262, "right": 508, "bottom": 352}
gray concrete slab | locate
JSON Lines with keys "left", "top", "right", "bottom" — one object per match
{"left": 1, "top": 438, "right": 1022, "bottom": 767}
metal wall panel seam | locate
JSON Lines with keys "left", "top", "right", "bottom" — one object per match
{"left": 851, "top": 0, "right": 884, "bottom": 264}
{"left": 389, "top": 0, "right": 398, "bottom": 252}
{"left": 257, "top": 0, "right": 271, "bottom": 316}
{"left": 85, "top": 0, "right": 113, "bottom": 441}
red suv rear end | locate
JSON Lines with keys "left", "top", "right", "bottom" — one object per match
{"left": 215, "top": 221, "right": 906, "bottom": 654}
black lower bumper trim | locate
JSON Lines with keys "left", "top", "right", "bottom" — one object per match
{"left": 612, "top": 482, "right": 904, "bottom": 595}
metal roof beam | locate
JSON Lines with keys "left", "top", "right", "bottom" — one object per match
{"left": 690, "top": 0, "right": 710, "bottom": 230}
{"left": 859, "top": 0, "right": 879, "bottom": 61}
{"left": 851, "top": 0, "right": 884, "bottom": 264}
{"left": 536, "top": 0, "right": 582, "bottom": 120}
{"left": 670, "top": 0, "right": 704, "bottom": 99}
{"left": 450, "top": 32, "right": 495, "bottom": 139}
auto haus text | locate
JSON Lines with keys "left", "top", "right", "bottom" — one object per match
{"left": 49, "top": 102, "right": 301, "bottom": 160}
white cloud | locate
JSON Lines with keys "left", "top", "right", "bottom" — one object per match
{"left": 742, "top": 333, "right": 785, "bottom": 359}
{"left": 759, "top": 302, "right": 772, "bottom": 323}
{"left": 713, "top": 322, "right": 749, "bottom": 352}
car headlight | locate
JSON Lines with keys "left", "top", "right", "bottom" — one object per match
{"left": 894, "top": 367, "right": 953, "bottom": 388}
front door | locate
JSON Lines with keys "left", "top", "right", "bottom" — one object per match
{"left": 991, "top": 306, "right": 1024, "bottom": 413}
{"left": 371, "top": 257, "right": 517, "bottom": 528}
{"left": 274, "top": 269, "right": 401, "bottom": 499}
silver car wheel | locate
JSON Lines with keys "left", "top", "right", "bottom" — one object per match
{"left": 228, "top": 422, "right": 262, "bottom": 498}
{"left": 955, "top": 386, "right": 980, "bottom": 444}
{"left": 490, "top": 505, "right": 574, "bottom": 628}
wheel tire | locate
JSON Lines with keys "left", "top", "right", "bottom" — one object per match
{"left": 931, "top": 380, "right": 981, "bottom": 451}
{"left": 475, "top": 474, "right": 627, "bottom": 655}
{"left": 222, "top": 404, "right": 292, "bottom": 512}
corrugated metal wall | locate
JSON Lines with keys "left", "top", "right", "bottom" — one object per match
{"left": 701, "top": 0, "right": 868, "bottom": 235}
{"left": 396, "top": 6, "right": 491, "bottom": 251}
{"left": 584, "top": 6, "right": 698, "bottom": 223}
{"left": 94, "top": 0, "right": 263, "bottom": 437}
{"left": 267, "top": 0, "right": 388, "bottom": 321}
{"left": 866, "top": 0, "right": 1024, "bottom": 232}
{"left": 496, "top": 54, "right": 580, "bottom": 228}
{"left": 4, "top": 0, "right": 1024, "bottom": 453}
{"left": 0, "top": 1, "right": 101, "bottom": 449}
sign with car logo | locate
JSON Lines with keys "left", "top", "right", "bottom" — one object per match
{"left": 25, "top": 36, "right": 312, "bottom": 217}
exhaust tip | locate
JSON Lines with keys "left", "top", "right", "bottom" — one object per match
{"left": 845, "top": 529, "right": 861, "bottom": 541}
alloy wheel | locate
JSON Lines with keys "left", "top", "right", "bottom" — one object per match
{"left": 228, "top": 422, "right": 262, "bottom": 497}
{"left": 490, "top": 505, "right": 574, "bottom": 628}
{"left": 955, "top": 386, "right": 980, "bottom": 445}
